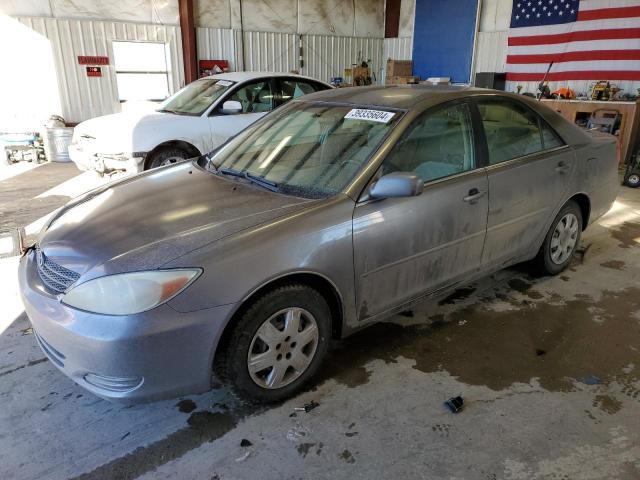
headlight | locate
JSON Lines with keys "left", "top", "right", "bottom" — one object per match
{"left": 61, "top": 269, "right": 201, "bottom": 315}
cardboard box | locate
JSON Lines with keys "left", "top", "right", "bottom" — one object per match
{"left": 386, "top": 59, "right": 413, "bottom": 77}
{"left": 352, "top": 66, "right": 371, "bottom": 79}
{"left": 385, "top": 75, "right": 420, "bottom": 85}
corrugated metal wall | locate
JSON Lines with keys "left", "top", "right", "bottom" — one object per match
{"left": 474, "top": 31, "right": 508, "bottom": 74}
{"left": 302, "top": 34, "right": 384, "bottom": 83}
{"left": 243, "top": 31, "right": 298, "bottom": 72}
{"left": 12, "top": 16, "right": 388, "bottom": 126}
{"left": 383, "top": 37, "right": 413, "bottom": 62}
{"left": 196, "top": 27, "right": 241, "bottom": 70}
{"left": 196, "top": 28, "right": 385, "bottom": 84}
{"left": 16, "top": 16, "right": 184, "bottom": 124}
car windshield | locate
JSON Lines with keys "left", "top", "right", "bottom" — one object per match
{"left": 208, "top": 102, "right": 401, "bottom": 198}
{"left": 157, "top": 78, "right": 234, "bottom": 116}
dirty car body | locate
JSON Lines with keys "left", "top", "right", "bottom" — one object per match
{"left": 19, "top": 86, "right": 619, "bottom": 402}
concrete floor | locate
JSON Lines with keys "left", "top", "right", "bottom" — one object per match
{"left": 1, "top": 162, "right": 639, "bottom": 480}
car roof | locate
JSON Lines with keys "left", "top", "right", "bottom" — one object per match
{"left": 201, "top": 71, "right": 331, "bottom": 85}
{"left": 297, "top": 84, "right": 591, "bottom": 150}
{"left": 294, "top": 84, "right": 496, "bottom": 109}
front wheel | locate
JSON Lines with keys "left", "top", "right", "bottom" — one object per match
{"left": 217, "top": 284, "right": 332, "bottom": 403}
{"left": 145, "top": 147, "right": 189, "bottom": 170}
{"left": 536, "top": 200, "right": 583, "bottom": 275}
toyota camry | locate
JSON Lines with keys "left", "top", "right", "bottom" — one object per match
{"left": 19, "top": 85, "right": 618, "bottom": 403}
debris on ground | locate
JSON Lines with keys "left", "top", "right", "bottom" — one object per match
{"left": 582, "top": 374, "right": 602, "bottom": 385}
{"left": 294, "top": 400, "right": 319, "bottom": 413}
{"left": 574, "top": 243, "right": 592, "bottom": 264}
{"left": 176, "top": 399, "right": 197, "bottom": 413}
{"left": 240, "top": 439, "right": 252, "bottom": 447}
{"left": 234, "top": 451, "right": 252, "bottom": 463}
{"left": 444, "top": 396, "right": 464, "bottom": 413}
{"left": 286, "top": 423, "right": 311, "bottom": 442}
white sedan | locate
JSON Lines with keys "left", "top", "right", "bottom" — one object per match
{"left": 68, "top": 72, "right": 331, "bottom": 174}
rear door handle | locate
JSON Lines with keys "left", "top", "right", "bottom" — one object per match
{"left": 556, "top": 161, "right": 570, "bottom": 173}
{"left": 463, "top": 188, "right": 486, "bottom": 204}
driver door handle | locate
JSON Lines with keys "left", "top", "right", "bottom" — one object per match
{"left": 463, "top": 188, "right": 486, "bottom": 204}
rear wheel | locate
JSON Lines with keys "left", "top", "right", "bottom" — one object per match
{"left": 625, "top": 173, "right": 640, "bottom": 188}
{"left": 145, "top": 147, "right": 190, "bottom": 170}
{"left": 217, "top": 284, "right": 331, "bottom": 403}
{"left": 536, "top": 200, "right": 582, "bottom": 275}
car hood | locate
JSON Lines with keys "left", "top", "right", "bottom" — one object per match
{"left": 73, "top": 110, "right": 188, "bottom": 153}
{"left": 39, "top": 162, "right": 315, "bottom": 278}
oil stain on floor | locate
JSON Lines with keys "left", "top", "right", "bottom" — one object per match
{"left": 601, "top": 260, "right": 626, "bottom": 270}
{"left": 610, "top": 221, "right": 640, "bottom": 249}
{"left": 323, "top": 286, "right": 640, "bottom": 394}
{"left": 74, "top": 411, "right": 239, "bottom": 480}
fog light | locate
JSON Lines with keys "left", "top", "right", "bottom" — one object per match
{"left": 83, "top": 373, "right": 143, "bottom": 393}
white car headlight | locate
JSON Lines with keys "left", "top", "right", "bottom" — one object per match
{"left": 61, "top": 269, "right": 201, "bottom": 315}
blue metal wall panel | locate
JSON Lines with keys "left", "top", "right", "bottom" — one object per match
{"left": 412, "top": 0, "right": 478, "bottom": 83}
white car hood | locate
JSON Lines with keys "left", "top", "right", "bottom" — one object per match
{"left": 73, "top": 110, "right": 193, "bottom": 154}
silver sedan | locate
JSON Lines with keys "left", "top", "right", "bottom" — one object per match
{"left": 19, "top": 85, "right": 619, "bottom": 403}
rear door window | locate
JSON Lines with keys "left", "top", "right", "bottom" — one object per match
{"left": 541, "top": 122, "right": 564, "bottom": 150}
{"left": 478, "top": 99, "right": 564, "bottom": 165}
{"left": 276, "top": 78, "right": 322, "bottom": 106}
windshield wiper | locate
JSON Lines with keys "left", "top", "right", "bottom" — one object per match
{"left": 156, "top": 108, "right": 192, "bottom": 116}
{"left": 218, "top": 167, "right": 279, "bottom": 192}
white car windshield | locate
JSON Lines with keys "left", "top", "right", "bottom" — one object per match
{"left": 208, "top": 102, "right": 402, "bottom": 198}
{"left": 157, "top": 79, "right": 234, "bottom": 116}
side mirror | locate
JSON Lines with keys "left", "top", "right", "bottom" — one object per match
{"left": 369, "top": 172, "right": 424, "bottom": 199}
{"left": 220, "top": 100, "right": 243, "bottom": 115}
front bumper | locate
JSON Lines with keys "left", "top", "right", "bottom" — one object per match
{"left": 18, "top": 249, "right": 236, "bottom": 403}
{"left": 68, "top": 144, "right": 145, "bottom": 174}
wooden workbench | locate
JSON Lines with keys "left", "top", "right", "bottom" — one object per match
{"left": 541, "top": 99, "right": 640, "bottom": 165}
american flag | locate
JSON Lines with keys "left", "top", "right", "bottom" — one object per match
{"left": 507, "top": 0, "right": 640, "bottom": 81}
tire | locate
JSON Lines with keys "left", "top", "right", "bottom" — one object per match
{"left": 625, "top": 172, "right": 640, "bottom": 188}
{"left": 145, "top": 147, "right": 190, "bottom": 170}
{"left": 217, "top": 284, "right": 332, "bottom": 403}
{"left": 535, "top": 200, "right": 583, "bottom": 275}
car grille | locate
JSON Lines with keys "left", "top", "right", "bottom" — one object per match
{"left": 36, "top": 246, "right": 80, "bottom": 294}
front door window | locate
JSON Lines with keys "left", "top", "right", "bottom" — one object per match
{"left": 382, "top": 102, "right": 475, "bottom": 182}
{"left": 227, "top": 81, "right": 274, "bottom": 113}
